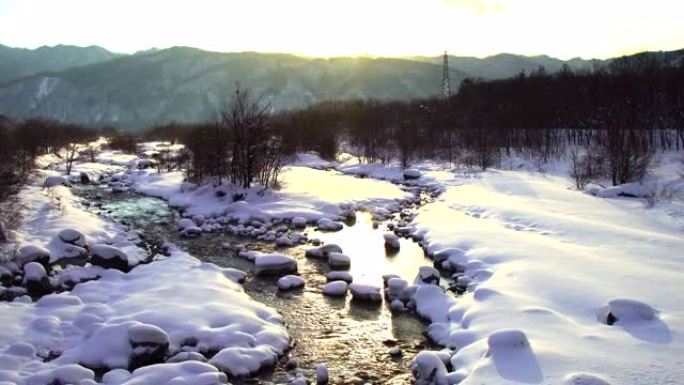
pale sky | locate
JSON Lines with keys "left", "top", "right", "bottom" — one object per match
{"left": 1, "top": 0, "right": 683, "bottom": 59}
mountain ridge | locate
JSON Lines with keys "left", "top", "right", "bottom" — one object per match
{"left": 0, "top": 44, "right": 679, "bottom": 129}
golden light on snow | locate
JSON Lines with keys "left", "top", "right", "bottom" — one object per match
{"left": 1, "top": 0, "right": 683, "bottom": 58}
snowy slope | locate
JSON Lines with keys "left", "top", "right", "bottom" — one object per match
{"left": 411, "top": 169, "right": 684, "bottom": 384}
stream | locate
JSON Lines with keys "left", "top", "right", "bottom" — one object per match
{"left": 73, "top": 182, "right": 446, "bottom": 384}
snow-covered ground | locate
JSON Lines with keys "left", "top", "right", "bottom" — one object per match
{"left": 2, "top": 144, "right": 683, "bottom": 385}
{"left": 121, "top": 165, "right": 411, "bottom": 222}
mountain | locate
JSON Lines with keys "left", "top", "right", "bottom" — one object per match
{"left": 0, "top": 45, "right": 678, "bottom": 129}
{"left": 0, "top": 44, "right": 118, "bottom": 84}
{"left": 411, "top": 53, "right": 601, "bottom": 79}
{"left": 0, "top": 47, "right": 469, "bottom": 128}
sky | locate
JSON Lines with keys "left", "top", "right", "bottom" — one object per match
{"left": 0, "top": 0, "right": 683, "bottom": 59}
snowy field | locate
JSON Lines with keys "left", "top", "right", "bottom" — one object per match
{"left": 1, "top": 143, "right": 683, "bottom": 384}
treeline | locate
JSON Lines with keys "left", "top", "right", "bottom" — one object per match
{"left": 270, "top": 51, "right": 684, "bottom": 185}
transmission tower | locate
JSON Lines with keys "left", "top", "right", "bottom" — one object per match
{"left": 442, "top": 51, "right": 451, "bottom": 99}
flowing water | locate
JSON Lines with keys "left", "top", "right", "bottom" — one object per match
{"left": 74, "top": 183, "right": 444, "bottom": 384}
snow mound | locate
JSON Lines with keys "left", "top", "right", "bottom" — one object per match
{"left": 0, "top": 248, "right": 289, "bottom": 379}
{"left": 562, "top": 372, "right": 612, "bottom": 385}
{"left": 120, "top": 361, "right": 228, "bottom": 385}
{"left": 599, "top": 298, "right": 657, "bottom": 325}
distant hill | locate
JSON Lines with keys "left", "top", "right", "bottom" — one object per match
{"left": 0, "top": 44, "right": 119, "bottom": 84}
{"left": 0, "top": 45, "right": 679, "bottom": 129}
{"left": 411, "top": 53, "right": 601, "bottom": 79}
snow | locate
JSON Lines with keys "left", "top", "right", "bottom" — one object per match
{"left": 0, "top": 246, "right": 289, "bottom": 381}
{"left": 121, "top": 166, "right": 410, "bottom": 224}
{"left": 408, "top": 167, "right": 684, "bottom": 384}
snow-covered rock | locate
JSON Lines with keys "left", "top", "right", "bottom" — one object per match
{"left": 327, "top": 252, "right": 350, "bottom": 269}
{"left": 276, "top": 235, "right": 294, "bottom": 247}
{"left": 325, "top": 271, "right": 353, "bottom": 283}
{"left": 180, "top": 226, "right": 202, "bottom": 238}
{"left": 44, "top": 175, "right": 72, "bottom": 188}
{"left": 291, "top": 216, "right": 308, "bottom": 228}
{"left": 177, "top": 218, "right": 196, "bottom": 231}
{"left": 349, "top": 283, "right": 382, "bottom": 303}
{"left": 16, "top": 244, "right": 51, "bottom": 268}
{"left": 322, "top": 281, "right": 348, "bottom": 297}
{"left": 403, "top": 169, "right": 422, "bottom": 180}
{"left": 209, "top": 346, "right": 278, "bottom": 377}
{"left": 128, "top": 323, "right": 170, "bottom": 369}
{"left": 315, "top": 363, "right": 329, "bottom": 385}
{"left": 254, "top": 254, "right": 298, "bottom": 276}
{"left": 91, "top": 244, "right": 133, "bottom": 272}
{"left": 386, "top": 277, "right": 408, "bottom": 301}
{"left": 383, "top": 233, "right": 400, "bottom": 251}
{"left": 23, "top": 262, "right": 51, "bottom": 296}
{"left": 277, "top": 275, "right": 305, "bottom": 291}
{"left": 58, "top": 228, "right": 88, "bottom": 247}
{"left": 417, "top": 266, "right": 440, "bottom": 285}
{"left": 120, "top": 361, "right": 228, "bottom": 385}
{"left": 316, "top": 218, "right": 343, "bottom": 231}
{"left": 411, "top": 351, "right": 448, "bottom": 385}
